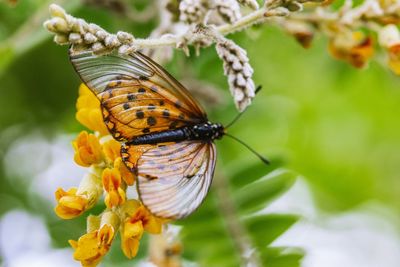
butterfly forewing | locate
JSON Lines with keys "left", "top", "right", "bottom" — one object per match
{"left": 122, "top": 141, "right": 216, "bottom": 219}
{"left": 98, "top": 78, "right": 204, "bottom": 140}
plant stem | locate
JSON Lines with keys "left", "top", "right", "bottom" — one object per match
{"left": 217, "top": 7, "right": 268, "bottom": 35}
{"left": 214, "top": 170, "right": 261, "bottom": 267}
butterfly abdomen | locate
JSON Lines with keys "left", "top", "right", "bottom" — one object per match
{"left": 128, "top": 122, "right": 224, "bottom": 145}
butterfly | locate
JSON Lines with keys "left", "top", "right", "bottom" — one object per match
{"left": 69, "top": 49, "right": 226, "bottom": 219}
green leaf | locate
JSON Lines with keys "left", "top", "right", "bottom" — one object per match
{"left": 244, "top": 214, "right": 299, "bottom": 248}
{"left": 235, "top": 170, "right": 297, "bottom": 214}
{"left": 260, "top": 247, "right": 305, "bottom": 267}
{"left": 0, "top": 44, "right": 14, "bottom": 76}
{"left": 229, "top": 157, "right": 285, "bottom": 190}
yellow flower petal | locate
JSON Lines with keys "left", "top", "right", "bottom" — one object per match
{"left": 124, "top": 220, "right": 144, "bottom": 239}
{"left": 121, "top": 237, "right": 140, "bottom": 259}
{"left": 388, "top": 44, "right": 400, "bottom": 75}
{"left": 121, "top": 220, "right": 143, "bottom": 259}
{"left": 102, "top": 167, "right": 126, "bottom": 208}
{"left": 328, "top": 33, "right": 374, "bottom": 68}
{"left": 114, "top": 157, "right": 136, "bottom": 186}
{"left": 76, "top": 84, "right": 109, "bottom": 136}
{"left": 54, "top": 188, "right": 88, "bottom": 219}
{"left": 102, "top": 139, "right": 121, "bottom": 163}
{"left": 70, "top": 224, "right": 115, "bottom": 267}
{"left": 72, "top": 131, "right": 103, "bottom": 167}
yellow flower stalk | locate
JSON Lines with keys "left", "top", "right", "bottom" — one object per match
{"left": 53, "top": 83, "right": 166, "bottom": 266}
{"left": 73, "top": 131, "right": 103, "bottom": 167}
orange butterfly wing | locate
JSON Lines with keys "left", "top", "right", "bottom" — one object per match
{"left": 122, "top": 141, "right": 216, "bottom": 219}
{"left": 69, "top": 49, "right": 207, "bottom": 140}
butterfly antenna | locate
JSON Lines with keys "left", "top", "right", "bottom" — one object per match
{"left": 255, "top": 85, "right": 262, "bottom": 94}
{"left": 225, "top": 85, "right": 262, "bottom": 129}
{"left": 225, "top": 133, "right": 270, "bottom": 165}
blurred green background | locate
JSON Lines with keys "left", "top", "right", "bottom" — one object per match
{"left": 1, "top": 0, "right": 400, "bottom": 266}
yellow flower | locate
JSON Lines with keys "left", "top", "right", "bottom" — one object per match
{"left": 114, "top": 157, "right": 135, "bottom": 186}
{"left": 73, "top": 131, "right": 103, "bottom": 167}
{"left": 388, "top": 44, "right": 400, "bottom": 75}
{"left": 76, "top": 84, "right": 109, "bottom": 136}
{"left": 378, "top": 24, "right": 400, "bottom": 75}
{"left": 102, "top": 139, "right": 121, "bottom": 163}
{"left": 55, "top": 173, "right": 102, "bottom": 219}
{"left": 120, "top": 200, "right": 163, "bottom": 259}
{"left": 328, "top": 32, "right": 374, "bottom": 68}
{"left": 55, "top": 188, "right": 88, "bottom": 219}
{"left": 102, "top": 167, "right": 126, "bottom": 208}
{"left": 121, "top": 220, "right": 144, "bottom": 258}
{"left": 69, "top": 224, "right": 115, "bottom": 267}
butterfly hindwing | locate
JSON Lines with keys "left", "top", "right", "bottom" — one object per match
{"left": 69, "top": 49, "right": 207, "bottom": 140}
{"left": 122, "top": 141, "right": 217, "bottom": 219}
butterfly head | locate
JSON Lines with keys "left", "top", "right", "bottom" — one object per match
{"left": 192, "top": 122, "right": 224, "bottom": 141}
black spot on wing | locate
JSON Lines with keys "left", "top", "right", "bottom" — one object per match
{"left": 147, "top": 117, "right": 157, "bottom": 126}
{"left": 136, "top": 110, "right": 145, "bottom": 119}
{"left": 162, "top": 109, "right": 170, "bottom": 118}
{"left": 127, "top": 93, "right": 136, "bottom": 101}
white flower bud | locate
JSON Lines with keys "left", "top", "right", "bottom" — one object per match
{"left": 49, "top": 4, "right": 67, "bottom": 19}
{"left": 237, "top": 0, "right": 259, "bottom": 10}
{"left": 96, "top": 30, "right": 107, "bottom": 40}
{"left": 118, "top": 44, "right": 134, "bottom": 54}
{"left": 117, "top": 31, "right": 134, "bottom": 44}
{"left": 84, "top": 32, "right": 97, "bottom": 44}
{"left": 105, "top": 35, "right": 121, "bottom": 48}
{"left": 69, "top": 33, "right": 82, "bottom": 44}
{"left": 92, "top": 42, "right": 107, "bottom": 54}
{"left": 216, "top": 38, "right": 256, "bottom": 111}
{"left": 43, "top": 17, "right": 69, "bottom": 33}
{"left": 214, "top": 0, "right": 242, "bottom": 24}
{"left": 179, "top": 0, "right": 208, "bottom": 24}
{"left": 54, "top": 34, "right": 69, "bottom": 45}
{"left": 379, "top": 24, "right": 400, "bottom": 48}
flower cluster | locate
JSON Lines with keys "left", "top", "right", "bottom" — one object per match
{"left": 44, "top": 0, "right": 318, "bottom": 113}
{"left": 279, "top": 0, "right": 400, "bottom": 74}
{"left": 54, "top": 84, "right": 163, "bottom": 266}
{"left": 179, "top": 0, "right": 209, "bottom": 24}
{"left": 216, "top": 37, "right": 255, "bottom": 111}
{"left": 214, "top": 0, "right": 242, "bottom": 24}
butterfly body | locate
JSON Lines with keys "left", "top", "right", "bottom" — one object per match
{"left": 127, "top": 122, "right": 225, "bottom": 145}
